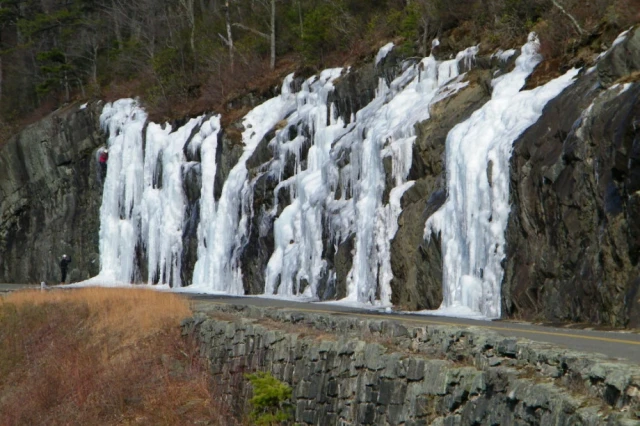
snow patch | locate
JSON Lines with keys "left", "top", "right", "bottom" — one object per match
{"left": 375, "top": 42, "right": 395, "bottom": 66}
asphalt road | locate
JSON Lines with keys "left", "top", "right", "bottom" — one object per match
{"left": 0, "top": 284, "right": 41, "bottom": 292}
{"left": 3, "top": 284, "right": 639, "bottom": 363}
{"left": 190, "top": 294, "right": 640, "bottom": 364}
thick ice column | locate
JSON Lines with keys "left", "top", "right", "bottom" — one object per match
{"left": 191, "top": 75, "right": 298, "bottom": 294}
{"left": 141, "top": 117, "right": 205, "bottom": 287}
{"left": 96, "top": 99, "right": 219, "bottom": 287}
{"left": 97, "top": 99, "right": 147, "bottom": 283}
{"left": 344, "top": 51, "right": 469, "bottom": 306}
{"left": 264, "top": 69, "right": 346, "bottom": 298}
{"left": 425, "top": 34, "right": 579, "bottom": 318}
{"left": 190, "top": 117, "right": 222, "bottom": 290}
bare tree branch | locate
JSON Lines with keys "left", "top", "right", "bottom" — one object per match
{"left": 232, "top": 22, "right": 269, "bottom": 39}
{"left": 178, "top": 0, "right": 196, "bottom": 57}
{"left": 224, "top": 0, "right": 234, "bottom": 70}
{"left": 551, "top": 0, "right": 585, "bottom": 36}
{"left": 218, "top": 33, "right": 231, "bottom": 46}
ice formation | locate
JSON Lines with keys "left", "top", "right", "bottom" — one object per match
{"left": 425, "top": 34, "right": 579, "bottom": 319}
{"left": 90, "top": 35, "right": 581, "bottom": 317}
{"left": 94, "top": 99, "right": 220, "bottom": 286}
{"left": 375, "top": 42, "right": 395, "bottom": 66}
{"left": 190, "top": 76, "right": 298, "bottom": 293}
{"left": 262, "top": 45, "right": 474, "bottom": 305}
{"left": 92, "top": 43, "right": 479, "bottom": 306}
{"left": 263, "top": 69, "right": 348, "bottom": 299}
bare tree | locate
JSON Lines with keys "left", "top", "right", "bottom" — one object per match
{"left": 233, "top": 0, "right": 277, "bottom": 69}
{"left": 179, "top": 0, "right": 197, "bottom": 57}
{"left": 297, "top": 0, "right": 303, "bottom": 38}
{"left": 110, "top": 0, "right": 124, "bottom": 50}
{"left": 550, "top": 0, "right": 585, "bottom": 36}
{"left": 269, "top": 0, "right": 275, "bottom": 70}
{"left": 218, "top": 0, "right": 235, "bottom": 70}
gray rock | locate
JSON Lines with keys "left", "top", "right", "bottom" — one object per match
{"left": 598, "top": 27, "right": 640, "bottom": 87}
{"left": 189, "top": 305, "right": 640, "bottom": 425}
{"left": 390, "top": 74, "right": 491, "bottom": 310}
{"left": 505, "top": 66, "right": 640, "bottom": 326}
{"left": 0, "top": 102, "right": 104, "bottom": 283}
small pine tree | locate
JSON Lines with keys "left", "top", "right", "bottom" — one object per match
{"left": 246, "top": 371, "right": 293, "bottom": 425}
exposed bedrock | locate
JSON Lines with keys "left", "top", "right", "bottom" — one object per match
{"left": 0, "top": 103, "right": 104, "bottom": 283}
{"left": 504, "top": 27, "right": 640, "bottom": 326}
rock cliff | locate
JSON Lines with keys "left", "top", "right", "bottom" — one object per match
{"left": 0, "top": 103, "right": 104, "bottom": 283}
{"left": 1, "top": 28, "right": 640, "bottom": 327}
{"left": 504, "top": 27, "right": 640, "bottom": 327}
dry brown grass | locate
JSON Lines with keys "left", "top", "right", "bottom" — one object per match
{"left": 0, "top": 288, "right": 237, "bottom": 426}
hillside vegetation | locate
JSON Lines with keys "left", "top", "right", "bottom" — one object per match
{"left": 0, "top": 288, "right": 237, "bottom": 425}
{"left": 0, "top": 0, "right": 638, "bottom": 137}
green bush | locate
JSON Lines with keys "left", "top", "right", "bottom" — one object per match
{"left": 246, "top": 371, "right": 293, "bottom": 425}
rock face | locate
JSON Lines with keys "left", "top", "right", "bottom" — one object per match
{"left": 0, "top": 103, "right": 104, "bottom": 283}
{"left": 504, "top": 27, "right": 640, "bottom": 327}
{"left": 184, "top": 304, "right": 640, "bottom": 425}
{"left": 1, "top": 29, "right": 639, "bottom": 327}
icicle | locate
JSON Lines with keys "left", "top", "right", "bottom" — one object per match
{"left": 264, "top": 45, "right": 475, "bottom": 307}
{"left": 264, "top": 69, "right": 347, "bottom": 298}
{"left": 96, "top": 99, "right": 147, "bottom": 284}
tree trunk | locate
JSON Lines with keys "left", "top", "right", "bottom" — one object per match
{"left": 551, "top": 0, "right": 585, "bottom": 36}
{"left": 225, "top": 0, "right": 234, "bottom": 70}
{"left": 270, "top": 0, "right": 276, "bottom": 70}
{"left": 179, "top": 0, "right": 196, "bottom": 58}
{"left": 91, "top": 45, "right": 98, "bottom": 89}
{"left": 420, "top": 18, "right": 429, "bottom": 56}
{"left": 78, "top": 78, "right": 85, "bottom": 98}
{"left": 112, "top": 0, "right": 123, "bottom": 50}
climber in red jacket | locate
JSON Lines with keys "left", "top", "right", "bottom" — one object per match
{"left": 99, "top": 148, "right": 108, "bottom": 182}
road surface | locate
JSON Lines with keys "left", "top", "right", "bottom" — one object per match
{"left": 190, "top": 294, "right": 640, "bottom": 363}
{"left": 2, "top": 284, "right": 639, "bottom": 363}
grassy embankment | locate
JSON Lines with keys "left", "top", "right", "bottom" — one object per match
{"left": 0, "top": 288, "right": 235, "bottom": 425}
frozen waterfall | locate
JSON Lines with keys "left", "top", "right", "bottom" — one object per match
{"left": 91, "top": 43, "right": 481, "bottom": 307}
{"left": 261, "top": 46, "right": 474, "bottom": 305}
{"left": 94, "top": 99, "right": 220, "bottom": 286}
{"left": 190, "top": 75, "right": 298, "bottom": 293}
{"left": 425, "top": 34, "right": 580, "bottom": 319}
{"left": 89, "top": 36, "right": 580, "bottom": 318}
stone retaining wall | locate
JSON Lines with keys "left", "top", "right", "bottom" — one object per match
{"left": 182, "top": 304, "right": 640, "bottom": 425}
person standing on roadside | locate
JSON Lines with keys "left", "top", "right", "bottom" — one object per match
{"left": 59, "top": 254, "right": 72, "bottom": 284}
